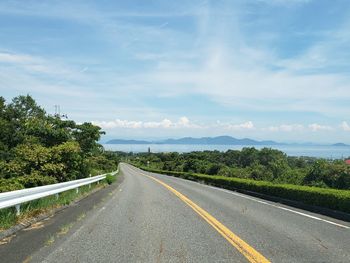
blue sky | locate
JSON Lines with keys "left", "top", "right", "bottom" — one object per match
{"left": 1, "top": 0, "right": 350, "bottom": 143}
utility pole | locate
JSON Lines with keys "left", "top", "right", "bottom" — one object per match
{"left": 54, "top": 105, "right": 68, "bottom": 119}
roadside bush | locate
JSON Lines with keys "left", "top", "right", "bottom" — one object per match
{"left": 218, "top": 166, "right": 233, "bottom": 177}
{"left": 274, "top": 169, "right": 305, "bottom": 185}
{"left": 206, "top": 163, "right": 223, "bottom": 175}
{"left": 105, "top": 174, "right": 116, "bottom": 185}
{"left": 0, "top": 174, "right": 57, "bottom": 193}
{"left": 17, "top": 174, "right": 57, "bottom": 188}
{"left": 0, "top": 178, "right": 24, "bottom": 193}
{"left": 249, "top": 164, "right": 274, "bottom": 181}
{"left": 139, "top": 166, "right": 350, "bottom": 214}
{"left": 304, "top": 161, "right": 350, "bottom": 189}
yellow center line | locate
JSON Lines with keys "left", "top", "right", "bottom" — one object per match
{"left": 139, "top": 171, "right": 270, "bottom": 263}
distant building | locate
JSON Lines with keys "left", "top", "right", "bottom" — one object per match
{"left": 345, "top": 159, "right": 350, "bottom": 165}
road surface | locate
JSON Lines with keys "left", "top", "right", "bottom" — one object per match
{"left": 7, "top": 163, "right": 350, "bottom": 262}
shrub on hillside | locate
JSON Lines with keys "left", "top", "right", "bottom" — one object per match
{"left": 0, "top": 174, "right": 57, "bottom": 193}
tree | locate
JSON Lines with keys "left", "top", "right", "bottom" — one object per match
{"left": 258, "top": 148, "right": 286, "bottom": 166}
{"left": 0, "top": 95, "right": 120, "bottom": 192}
{"left": 0, "top": 95, "right": 45, "bottom": 149}
{"left": 73, "top": 122, "right": 105, "bottom": 155}
{"left": 206, "top": 163, "right": 223, "bottom": 175}
{"left": 239, "top": 147, "right": 259, "bottom": 167}
{"left": 303, "top": 160, "right": 329, "bottom": 188}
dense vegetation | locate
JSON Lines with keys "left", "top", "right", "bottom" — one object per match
{"left": 131, "top": 148, "right": 350, "bottom": 190}
{"left": 138, "top": 166, "right": 350, "bottom": 213}
{"left": 0, "top": 95, "right": 120, "bottom": 192}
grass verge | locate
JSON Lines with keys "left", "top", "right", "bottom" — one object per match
{"left": 137, "top": 166, "right": 350, "bottom": 214}
{"left": 0, "top": 172, "right": 119, "bottom": 232}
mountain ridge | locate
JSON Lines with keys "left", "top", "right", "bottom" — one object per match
{"left": 106, "top": 136, "right": 284, "bottom": 145}
{"left": 106, "top": 136, "right": 349, "bottom": 146}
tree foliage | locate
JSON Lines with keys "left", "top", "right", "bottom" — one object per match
{"left": 0, "top": 95, "right": 120, "bottom": 192}
{"left": 131, "top": 148, "right": 350, "bottom": 190}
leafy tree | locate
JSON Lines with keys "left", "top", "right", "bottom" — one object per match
{"left": 239, "top": 147, "right": 259, "bottom": 167}
{"left": 4, "top": 95, "right": 46, "bottom": 148}
{"left": 268, "top": 159, "right": 290, "bottom": 180}
{"left": 206, "top": 163, "right": 223, "bottom": 175}
{"left": 258, "top": 148, "right": 286, "bottom": 166}
{"left": 73, "top": 122, "right": 105, "bottom": 154}
{"left": 0, "top": 95, "right": 119, "bottom": 191}
{"left": 250, "top": 163, "right": 274, "bottom": 181}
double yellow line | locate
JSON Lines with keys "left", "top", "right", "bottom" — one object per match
{"left": 140, "top": 172, "right": 270, "bottom": 263}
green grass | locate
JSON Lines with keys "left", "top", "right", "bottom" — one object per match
{"left": 0, "top": 169, "right": 120, "bottom": 231}
{"left": 0, "top": 208, "right": 17, "bottom": 230}
{"left": 105, "top": 173, "right": 117, "bottom": 184}
{"left": 45, "top": 235, "right": 55, "bottom": 246}
{"left": 57, "top": 223, "right": 74, "bottom": 236}
{"left": 0, "top": 181, "right": 107, "bottom": 231}
{"left": 138, "top": 166, "right": 350, "bottom": 214}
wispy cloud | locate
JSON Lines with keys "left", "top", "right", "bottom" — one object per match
{"left": 264, "top": 124, "right": 304, "bottom": 132}
{"left": 0, "top": 51, "right": 88, "bottom": 79}
{"left": 308, "top": 123, "right": 333, "bottom": 132}
{"left": 256, "top": 0, "right": 312, "bottom": 6}
{"left": 1, "top": 0, "right": 350, "bottom": 143}
{"left": 217, "top": 121, "right": 255, "bottom": 131}
{"left": 341, "top": 121, "right": 350, "bottom": 132}
{"left": 0, "top": 52, "right": 35, "bottom": 64}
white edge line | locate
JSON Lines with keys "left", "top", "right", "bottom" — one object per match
{"left": 126, "top": 165, "right": 350, "bottom": 229}
{"left": 205, "top": 185, "right": 349, "bottom": 229}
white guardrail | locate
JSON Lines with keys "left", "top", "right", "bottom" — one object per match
{"left": 0, "top": 169, "right": 118, "bottom": 215}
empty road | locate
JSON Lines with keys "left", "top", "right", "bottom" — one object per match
{"left": 22, "top": 164, "right": 350, "bottom": 262}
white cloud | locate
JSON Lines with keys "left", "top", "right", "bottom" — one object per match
{"left": 92, "top": 119, "right": 143, "bottom": 129}
{"left": 0, "top": 52, "right": 35, "bottom": 64}
{"left": 142, "top": 55, "right": 350, "bottom": 117}
{"left": 93, "top": 118, "right": 343, "bottom": 135}
{"left": 264, "top": 123, "right": 337, "bottom": 133}
{"left": 0, "top": 51, "right": 86, "bottom": 78}
{"left": 308, "top": 123, "right": 333, "bottom": 132}
{"left": 143, "top": 119, "right": 172, "bottom": 128}
{"left": 257, "top": 0, "right": 312, "bottom": 6}
{"left": 1, "top": 0, "right": 349, "bottom": 144}
{"left": 265, "top": 124, "right": 304, "bottom": 132}
{"left": 224, "top": 121, "right": 255, "bottom": 130}
{"left": 92, "top": 117, "right": 200, "bottom": 130}
{"left": 341, "top": 121, "right": 350, "bottom": 131}
{"left": 92, "top": 118, "right": 258, "bottom": 131}
{"left": 178, "top": 116, "right": 190, "bottom": 127}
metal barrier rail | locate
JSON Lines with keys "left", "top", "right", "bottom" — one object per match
{"left": 0, "top": 170, "right": 118, "bottom": 215}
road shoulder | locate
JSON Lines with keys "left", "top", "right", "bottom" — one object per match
{"left": 0, "top": 173, "right": 124, "bottom": 263}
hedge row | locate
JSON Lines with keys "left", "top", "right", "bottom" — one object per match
{"left": 137, "top": 165, "right": 350, "bottom": 214}
{"left": 0, "top": 175, "right": 57, "bottom": 193}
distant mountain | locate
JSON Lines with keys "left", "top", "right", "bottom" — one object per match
{"left": 332, "top": 143, "right": 349, "bottom": 147}
{"left": 106, "top": 136, "right": 284, "bottom": 145}
{"left": 106, "top": 139, "right": 151, "bottom": 144}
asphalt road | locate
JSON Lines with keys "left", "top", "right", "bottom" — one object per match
{"left": 23, "top": 164, "right": 350, "bottom": 262}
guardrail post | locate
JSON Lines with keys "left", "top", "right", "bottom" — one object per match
{"left": 15, "top": 204, "right": 20, "bottom": 216}
{"left": 76, "top": 187, "right": 79, "bottom": 194}
{"left": 89, "top": 174, "right": 91, "bottom": 189}
{"left": 55, "top": 193, "right": 59, "bottom": 200}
